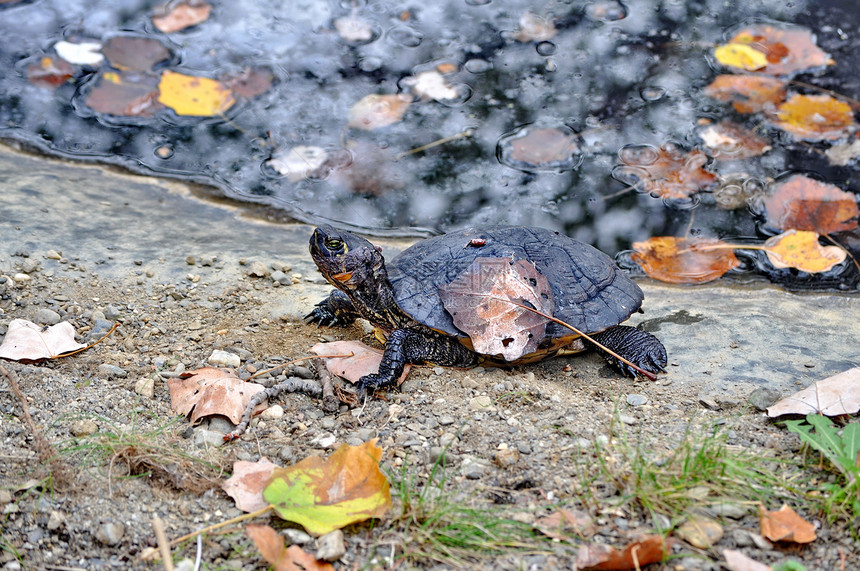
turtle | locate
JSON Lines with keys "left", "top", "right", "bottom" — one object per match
{"left": 307, "top": 225, "right": 667, "bottom": 395}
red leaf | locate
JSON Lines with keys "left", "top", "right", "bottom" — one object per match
{"left": 764, "top": 175, "right": 859, "bottom": 234}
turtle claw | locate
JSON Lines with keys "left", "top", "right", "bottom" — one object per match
{"left": 305, "top": 302, "right": 345, "bottom": 327}
{"left": 357, "top": 373, "right": 398, "bottom": 398}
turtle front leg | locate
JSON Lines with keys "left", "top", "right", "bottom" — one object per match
{"left": 590, "top": 325, "right": 667, "bottom": 377}
{"left": 305, "top": 290, "right": 360, "bottom": 326}
{"left": 358, "top": 328, "right": 478, "bottom": 396}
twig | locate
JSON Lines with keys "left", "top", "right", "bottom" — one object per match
{"left": 56, "top": 322, "right": 120, "bottom": 359}
{"left": 315, "top": 358, "right": 340, "bottom": 412}
{"left": 168, "top": 506, "right": 273, "bottom": 547}
{"left": 395, "top": 129, "right": 474, "bottom": 159}
{"left": 152, "top": 516, "right": 174, "bottom": 571}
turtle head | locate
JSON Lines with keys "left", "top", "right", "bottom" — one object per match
{"left": 309, "top": 226, "right": 386, "bottom": 292}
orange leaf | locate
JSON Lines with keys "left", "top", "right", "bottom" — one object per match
{"left": 575, "top": 534, "right": 673, "bottom": 570}
{"left": 616, "top": 145, "right": 716, "bottom": 200}
{"left": 167, "top": 367, "right": 267, "bottom": 424}
{"left": 246, "top": 525, "right": 334, "bottom": 571}
{"left": 772, "top": 94, "right": 856, "bottom": 141}
{"left": 84, "top": 71, "right": 162, "bottom": 117}
{"left": 698, "top": 120, "right": 771, "bottom": 159}
{"left": 764, "top": 175, "right": 859, "bottom": 234}
{"left": 26, "top": 55, "right": 74, "bottom": 88}
{"left": 704, "top": 74, "right": 787, "bottom": 114}
{"left": 157, "top": 70, "right": 235, "bottom": 116}
{"left": 726, "top": 24, "right": 834, "bottom": 75}
{"left": 764, "top": 230, "right": 847, "bottom": 274}
{"left": 534, "top": 508, "right": 595, "bottom": 540}
{"left": 347, "top": 94, "right": 411, "bottom": 130}
{"left": 152, "top": 0, "right": 212, "bottom": 34}
{"left": 631, "top": 237, "right": 740, "bottom": 284}
{"left": 310, "top": 340, "right": 411, "bottom": 385}
{"left": 759, "top": 504, "right": 816, "bottom": 543}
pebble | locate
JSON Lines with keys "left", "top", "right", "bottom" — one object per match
{"left": 427, "top": 446, "right": 447, "bottom": 465}
{"left": 748, "top": 387, "right": 781, "bottom": 411}
{"left": 270, "top": 270, "right": 290, "bottom": 285}
{"left": 675, "top": 515, "right": 723, "bottom": 548}
{"left": 47, "top": 510, "right": 66, "bottom": 531}
{"left": 247, "top": 261, "right": 269, "bottom": 278}
{"left": 69, "top": 419, "right": 98, "bottom": 436}
{"left": 436, "top": 414, "right": 455, "bottom": 426}
{"left": 95, "top": 521, "right": 125, "bottom": 546}
{"left": 283, "top": 528, "right": 312, "bottom": 545}
{"left": 706, "top": 502, "right": 748, "bottom": 519}
{"left": 699, "top": 396, "right": 720, "bottom": 410}
{"left": 208, "top": 349, "right": 241, "bottom": 368}
{"left": 494, "top": 447, "right": 520, "bottom": 467}
{"left": 193, "top": 429, "right": 226, "bottom": 448}
{"left": 469, "top": 395, "right": 493, "bottom": 411}
{"left": 260, "top": 405, "right": 284, "bottom": 420}
{"left": 618, "top": 414, "right": 637, "bottom": 425}
{"left": 104, "top": 305, "right": 121, "bottom": 320}
{"left": 97, "top": 364, "right": 128, "bottom": 379}
{"left": 45, "top": 250, "right": 62, "bottom": 260}
{"left": 460, "top": 456, "right": 490, "bottom": 479}
{"left": 626, "top": 394, "right": 648, "bottom": 406}
{"left": 315, "top": 529, "right": 345, "bottom": 561}
{"left": 134, "top": 377, "right": 155, "bottom": 398}
{"left": 311, "top": 432, "right": 337, "bottom": 449}
{"left": 12, "top": 273, "right": 31, "bottom": 283}
{"left": 32, "top": 308, "right": 61, "bottom": 325}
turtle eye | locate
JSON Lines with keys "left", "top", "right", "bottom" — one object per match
{"left": 325, "top": 238, "right": 345, "bottom": 251}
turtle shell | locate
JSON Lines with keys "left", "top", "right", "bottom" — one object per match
{"left": 387, "top": 226, "right": 643, "bottom": 345}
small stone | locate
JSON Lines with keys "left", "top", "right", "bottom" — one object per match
{"left": 260, "top": 405, "right": 284, "bottom": 420}
{"left": 270, "top": 270, "right": 290, "bottom": 285}
{"left": 699, "top": 396, "right": 720, "bottom": 410}
{"left": 428, "top": 446, "right": 447, "bottom": 465}
{"left": 311, "top": 432, "right": 337, "bottom": 448}
{"left": 436, "top": 414, "right": 455, "bottom": 426}
{"left": 706, "top": 502, "right": 748, "bottom": 519}
{"left": 748, "top": 388, "right": 781, "bottom": 411}
{"left": 0, "top": 490, "right": 12, "bottom": 505}
{"left": 47, "top": 510, "right": 66, "bottom": 531}
{"left": 134, "top": 377, "right": 155, "bottom": 398}
{"left": 315, "top": 529, "right": 345, "bottom": 562}
{"left": 675, "top": 515, "right": 723, "bottom": 549}
{"left": 469, "top": 395, "right": 493, "bottom": 411}
{"left": 208, "top": 349, "right": 241, "bottom": 368}
{"left": 494, "top": 447, "right": 520, "bottom": 467}
{"left": 12, "top": 273, "right": 31, "bottom": 283}
{"left": 439, "top": 433, "right": 458, "bottom": 447}
{"left": 45, "top": 250, "right": 62, "bottom": 260}
{"left": 619, "top": 414, "right": 637, "bottom": 425}
{"left": 461, "top": 377, "right": 479, "bottom": 389}
{"left": 460, "top": 456, "right": 490, "bottom": 479}
{"left": 97, "top": 364, "right": 128, "bottom": 378}
{"left": 283, "top": 528, "right": 312, "bottom": 545}
{"left": 69, "top": 419, "right": 98, "bottom": 436}
{"left": 33, "top": 308, "right": 61, "bottom": 325}
{"left": 193, "top": 429, "right": 226, "bottom": 448}
{"left": 185, "top": 255, "right": 197, "bottom": 265}
{"left": 103, "top": 305, "right": 122, "bottom": 320}
{"left": 247, "top": 261, "right": 269, "bottom": 278}
{"left": 96, "top": 521, "right": 125, "bottom": 545}
{"left": 626, "top": 394, "right": 648, "bottom": 406}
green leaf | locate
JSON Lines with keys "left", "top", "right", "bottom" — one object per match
{"left": 842, "top": 423, "right": 860, "bottom": 467}
{"left": 773, "top": 561, "right": 808, "bottom": 571}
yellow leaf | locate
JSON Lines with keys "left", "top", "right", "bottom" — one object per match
{"left": 263, "top": 439, "right": 391, "bottom": 536}
{"left": 157, "top": 70, "right": 235, "bottom": 116}
{"left": 713, "top": 43, "right": 768, "bottom": 71}
{"left": 772, "top": 94, "right": 856, "bottom": 141}
{"left": 764, "top": 230, "right": 847, "bottom": 273}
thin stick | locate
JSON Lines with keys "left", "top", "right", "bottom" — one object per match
{"left": 395, "top": 129, "right": 474, "bottom": 159}
{"left": 168, "top": 506, "right": 273, "bottom": 547}
{"left": 152, "top": 516, "right": 175, "bottom": 571}
{"left": 55, "top": 322, "right": 120, "bottom": 359}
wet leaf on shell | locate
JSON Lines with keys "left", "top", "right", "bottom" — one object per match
{"left": 347, "top": 94, "right": 411, "bottom": 130}
{"left": 310, "top": 340, "right": 411, "bottom": 385}
{"left": 222, "top": 457, "right": 279, "bottom": 513}
{"left": 26, "top": 56, "right": 74, "bottom": 88}
{"left": 157, "top": 70, "right": 235, "bottom": 116}
{"left": 246, "top": 525, "right": 335, "bottom": 571}
{"left": 764, "top": 230, "right": 847, "bottom": 273}
{"left": 167, "top": 367, "right": 267, "bottom": 424}
{"left": 767, "top": 366, "right": 860, "bottom": 417}
{"left": 0, "top": 319, "right": 86, "bottom": 362}
{"left": 101, "top": 36, "right": 171, "bottom": 72}
{"left": 617, "top": 145, "right": 717, "bottom": 200}
{"left": 438, "top": 257, "right": 554, "bottom": 362}
{"left": 764, "top": 175, "right": 859, "bottom": 234}
{"left": 263, "top": 439, "right": 392, "bottom": 536}
{"left": 575, "top": 534, "right": 673, "bottom": 570}
{"left": 725, "top": 24, "right": 834, "bottom": 76}
{"left": 713, "top": 43, "right": 768, "bottom": 71}
{"left": 152, "top": 0, "right": 212, "bottom": 33}
{"left": 631, "top": 236, "right": 740, "bottom": 284}
{"left": 698, "top": 120, "right": 771, "bottom": 159}
{"left": 84, "top": 71, "right": 162, "bottom": 117}
{"left": 758, "top": 504, "right": 816, "bottom": 543}
{"left": 703, "top": 74, "right": 787, "bottom": 114}
{"left": 772, "top": 94, "right": 856, "bottom": 141}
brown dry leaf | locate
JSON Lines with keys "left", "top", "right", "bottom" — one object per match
{"left": 575, "top": 534, "right": 673, "bottom": 570}
{"left": 764, "top": 230, "right": 847, "bottom": 273}
{"left": 26, "top": 55, "right": 74, "bottom": 88}
{"left": 704, "top": 74, "right": 787, "bottom": 114}
{"left": 534, "top": 508, "right": 595, "bottom": 540}
{"left": 0, "top": 319, "right": 86, "bottom": 362}
{"left": 152, "top": 0, "right": 212, "bottom": 33}
{"left": 222, "top": 67, "right": 274, "bottom": 99}
{"left": 772, "top": 94, "right": 856, "bottom": 141}
{"left": 310, "top": 340, "right": 411, "bottom": 385}
{"left": 631, "top": 236, "right": 740, "bottom": 284}
{"left": 758, "top": 504, "right": 816, "bottom": 543}
{"left": 764, "top": 175, "right": 859, "bottom": 234}
{"left": 513, "top": 12, "right": 556, "bottom": 42}
{"left": 101, "top": 36, "right": 171, "bottom": 72}
{"left": 222, "top": 457, "right": 279, "bottom": 513}
{"left": 767, "top": 366, "right": 860, "bottom": 417}
{"left": 84, "top": 71, "right": 162, "bottom": 117}
{"left": 617, "top": 145, "right": 717, "bottom": 200}
{"left": 723, "top": 549, "right": 772, "bottom": 571}
{"left": 246, "top": 525, "right": 334, "bottom": 571}
{"left": 167, "top": 367, "right": 267, "bottom": 424}
{"left": 726, "top": 24, "right": 834, "bottom": 75}
{"left": 347, "top": 94, "right": 411, "bottom": 130}
{"left": 504, "top": 127, "right": 580, "bottom": 170}
{"left": 675, "top": 516, "right": 724, "bottom": 549}
{"left": 438, "top": 258, "right": 553, "bottom": 362}
{"left": 698, "top": 121, "right": 771, "bottom": 159}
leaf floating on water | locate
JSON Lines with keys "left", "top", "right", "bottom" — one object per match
{"left": 26, "top": 56, "right": 74, "bottom": 88}
{"left": 333, "top": 14, "right": 375, "bottom": 44}
{"left": 498, "top": 126, "right": 582, "bottom": 173}
{"left": 713, "top": 43, "right": 768, "bottom": 71}
{"left": 310, "top": 340, "right": 411, "bottom": 385}
{"left": 575, "top": 534, "right": 673, "bottom": 570}
{"left": 347, "top": 93, "right": 411, "bottom": 130}
{"left": 758, "top": 504, "right": 816, "bottom": 544}
{"left": 157, "top": 70, "right": 235, "bottom": 116}
{"left": 267, "top": 146, "right": 329, "bottom": 182}
{"left": 772, "top": 94, "right": 856, "bottom": 141}
{"left": 328, "top": 140, "right": 402, "bottom": 196}
{"left": 54, "top": 40, "right": 104, "bottom": 66}
{"left": 438, "top": 257, "right": 554, "bottom": 362}
{"left": 764, "top": 230, "right": 847, "bottom": 273}
{"left": 401, "top": 70, "right": 460, "bottom": 101}
{"left": 725, "top": 24, "right": 834, "bottom": 76}
{"left": 263, "top": 439, "right": 392, "bottom": 536}
{"left": 767, "top": 366, "right": 860, "bottom": 417}
{"left": 220, "top": 66, "right": 274, "bottom": 99}
{"left": 764, "top": 175, "right": 859, "bottom": 234}
{"left": 0, "top": 319, "right": 86, "bottom": 362}
{"left": 84, "top": 71, "right": 162, "bottom": 117}
{"left": 246, "top": 525, "right": 335, "bottom": 571}
{"left": 513, "top": 12, "right": 557, "bottom": 42}
{"left": 101, "top": 36, "right": 171, "bottom": 73}
{"left": 698, "top": 120, "right": 771, "bottom": 159}
{"left": 703, "top": 74, "right": 787, "bottom": 114}
{"left": 152, "top": 0, "right": 212, "bottom": 34}
{"left": 631, "top": 237, "right": 740, "bottom": 284}
{"left": 616, "top": 145, "right": 717, "bottom": 200}
{"left": 167, "top": 367, "right": 267, "bottom": 424}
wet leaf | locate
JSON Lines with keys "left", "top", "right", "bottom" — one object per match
{"left": 401, "top": 70, "right": 460, "bottom": 101}
{"left": 84, "top": 71, "right": 162, "bottom": 117}
{"left": 246, "top": 525, "right": 335, "bottom": 571}
{"left": 157, "top": 70, "right": 235, "bottom": 116}
{"left": 534, "top": 508, "right": 595, "bottom": 540}
{"left": 333, "top": 15, "right": 375, "bottom": 44}
{"left": 267, "top": 146, "right": 329, "bottom": 182}
{"left": 263, "top": 439, "right": 392, "bottom": 536}
{"left": 725, "top": 24, "right": 834, "bottom": 76}
{"left": 713, "top": 43, "right": 768, "bottom": 71}
{"left": 328, "top": 141, "right": 402, "bottom": 196}
{"left": 675, "top": 516, "right": 724, "bottom": 549}
{"left": 617, "top": 145, "right": 717, "bottom": 200}
{"left": 0, "top": 319, "right": 86, "bottom": 362}
{"left": 101, "top": 36, "right": 171, "bottom": 72}
{"left": 723, "top": 549, "right": 772, "bottom": 571}
{"left": 26, "top": 56, "right": 74, "bottom": 88}
{"left": 222, "top": 67, "right": 274, "bottom": 99}
{"left": 758, "top": 504, "right": 816, "bottom": 543}
{"left": 704, "top": 74, "right": 787, "bottom": 114}
{"left": 152, "top": 0, "right": 212, "bottom": 34}
{"left": 767, "top": 366, "right": 860, "bottom": 417}
{"left": 167, "top": 367, "right": 267, "bottom": 424}
{"left": 771, "top": 94, "right": 856, "bottom": 141}
{"left": 698, "top": 120, "right": 771, "bottom": 159}
{"left": 347, "top": 94, "right": 411, "bottom": 130}
{"left": 764, "top": 230, "right": 847, "bottom": 273}
{"left": 54, "top": 40, "right": 104, "bottom": 66}
{"left": 222, "top": 458, "right": 279, "bottom": 513}
{"left": 575, "top": 534, "right": 673, "bottom": 570}
{"left": 499, "top": 126, "right": 581, "bottom": 172}
{"left": 438, "top": 258, "right": 554, "bottom": 361}
{"left": 764, "top": 175, "right": 859, "bottom": 234}
{"left": 310, "top": 340, "right": 411, "bottom": 385}
{"left": 825, "top": 139, "right": 860, "bottom": 167}
{"left": 631, "top": 237, "right": 740, "bottom": 284}
{"left": 513, "top": 12, "right": 556, "bottom": 42}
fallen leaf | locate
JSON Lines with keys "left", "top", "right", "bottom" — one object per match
{"left": 764, "top": 230, "right": 847, "bottom": 273}
{"left": 513, "top": 12, "right": 556, "bottom": 42}
{"left": 498, "top": 126, "right": 582, "bottom": 172}
{"left": 764, "top": 175, "right": 859, "bottom": 234}
{"left": 534, "top": 508, "right": 595, "bottom": 540}
{"left": 54, "top": 40, "right": 104, "bottom": 66}
{"left": 333, "top": 15, "right": 375, "bottom": 44}
{"left": 157, "top": 70, "right": 235, "bottom": 116}
{"left": 84, "top": 71, "right": 162, "bottom": 117}
{"left": 152, "top": 0, "right": 212, "bottom": 33}
{"left": 767, "top": 366, "right": 860, "bottom": 417}
{"left": 26, "top": 56, "right": 74, "bottom": 88}
{"left": 631, "top": 236, "right": 740, "bottom": 284}
{"left": 704, "top": 74, "right": 787, "bottom": 114}
{"left": 101, "top": 36, "right": 171, "bottom": 72}
{"left": 723, "top": 549, "right": 772, "bottom": 571}
{"left": 438, "top": 257, "right": 554, "bottom": 361}
{"left": 327, "top": 140, "right": 402, "bottom": 195}
{"left": 758, "top": 504, "right": 816, "bottom": 543}
{"left": 401, "top": 70, "right": 461, "bottom": 101}
{"left": 825, "top": 139, "right": 860, "bottom": 167}
{"left": 267, "top": 146, "right": 330, "bottom": 182}
{"left": 698, "top": 121, "right": 771, "bottom": 159}
{"left": 222, "top": 458, "right": 279, "bottom": 513}
{"left": 221, "top": 67, "right": 274, "bottom": 99}
{"left": 0, "top": 319, "right": 86, "bottom": 362}
{"left": 714, "top": 43, "right": 768, "bottom": 71}
{"left": 725, "top": 24, "right": 834, "bottom": 76}
{"left": 616, "top": 145, "right": 717, "bottom": 200}
{"left": 167, "top": 367, "right": 267, "bottom": 424}
{"left": 771, "top": 94, "right": 856, "bottom": 141}
{"left": 263, "top": 439, "right": 392, "bottom": 536}
{"left": 347, "top": 94, "right": 411, "bottom": 130}
{"left": 676, "top": 515, "right": 724, "bottom": 549}
{"left": 310, "top": 340, "right": 411, "bottom": 385}
{"left": 246, "top": 525, "right": 334, "bottom": 571}
{"left": 575, "top": 534, "right": 673, "bottom": 570}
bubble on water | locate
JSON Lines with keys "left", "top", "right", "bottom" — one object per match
{"left": 358, "top": 56, "right": 383, "bottom": 72}
{"left": 639, "top": 86, "right": 666, "bottom": 102}
{"left": 585, "top": 1, "right": 628, "bottom": 22}
{"left": 497, "top": 123, "right": 583, "bottom": 173}
{"left": 388, "top": 26, "right": 423, "bottom": 47}
{"left": 154, "top": 144, "right": 174, "bottom": 160}
{"left": 618, "top": 144, "right": 659, "bottom": 165}
{"left": 463, "top": 58, "right": 492, "bottom": 73}
{"left": 464, "top": 0, "right": 491, "bottom": 6}
{"left": 535, "top": 41, "right": 557, "bottom": 56}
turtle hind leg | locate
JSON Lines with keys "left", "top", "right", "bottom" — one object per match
{"left": 589, "top": 325, "right": 667, "bottom": 377}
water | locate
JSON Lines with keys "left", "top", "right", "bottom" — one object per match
{"left": 0, "top": 0, "right": 858, "bottom": 289}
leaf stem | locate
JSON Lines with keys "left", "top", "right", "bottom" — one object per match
{"left": 167, "top": 506, "right": 273, "bottom": 548}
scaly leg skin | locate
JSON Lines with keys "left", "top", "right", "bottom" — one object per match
{"left": 358, "top": 328, "right": 478, "bottom": 397}
{"left": 590, "top": 325, "right": 667, "bottom": 378}
{"left": 305, "top": 290, "right": 360, "bottom": 326}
